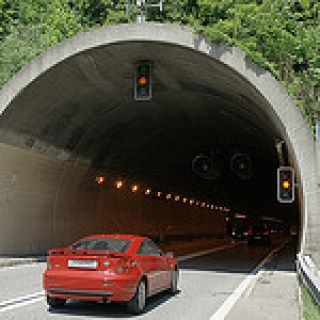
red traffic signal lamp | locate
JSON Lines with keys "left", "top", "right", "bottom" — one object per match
{"left": 277, "top": 166, "right": 295, "bottom": 203}
{"left": 134, "top": 62, "right": 152, "bottom": 101}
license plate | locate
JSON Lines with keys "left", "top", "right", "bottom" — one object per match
{"left": 68, "top": 259, "right": 97, "bottom": 269}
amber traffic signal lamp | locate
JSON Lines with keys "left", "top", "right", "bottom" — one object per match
{"left": 134, "top": 62, "right": 152, "bottom": 101}
{"left": 277, "top": 166, "right": 295, "bottom": 203}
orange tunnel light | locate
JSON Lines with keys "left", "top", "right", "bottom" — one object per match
{"left": 96, "top": 176, "right": 106, "bottom": 185}
{"left": 115, "top": 180, "right": 123, "bottom": 189}
{"left": 131, "top": 185, "right": 139, "bottom": 192}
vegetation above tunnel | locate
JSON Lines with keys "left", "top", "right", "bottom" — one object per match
{"left": 0, "top": 0, "right": 319, "bottom": 131}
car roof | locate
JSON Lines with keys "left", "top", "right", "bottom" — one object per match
{"left": 81, "top": 234, "right": 147, "bottom": 241}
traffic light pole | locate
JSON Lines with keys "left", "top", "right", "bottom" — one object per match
{"left": 126, "top": 0, "right": 163, "bottom": 23}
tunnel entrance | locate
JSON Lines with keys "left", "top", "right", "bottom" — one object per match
{"left": 0, "top": 23, "right": 317, "bottom": 260}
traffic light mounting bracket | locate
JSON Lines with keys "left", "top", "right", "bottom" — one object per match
{"left": 126, "top": 0, "right": 164, "bottom": 23}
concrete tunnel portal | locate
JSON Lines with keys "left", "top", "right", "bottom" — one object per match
{"left": 0, "top": 23, "right": 318, "bottom": 262}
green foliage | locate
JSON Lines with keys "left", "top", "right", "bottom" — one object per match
{"left": 301, "top": 285, "right": 320, "bottom": 320}
{"left": 0, "top": 24, "right": 45, "bottom": 86}
{"left": 0, "top": 0, "right": 319, "bottom": 131}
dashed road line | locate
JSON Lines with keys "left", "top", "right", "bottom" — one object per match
{"left": 0, "top": 291, "right": 44, "bottom": 313}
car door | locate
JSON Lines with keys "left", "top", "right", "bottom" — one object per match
{"left": 136, "top": 240, "right": 164, "bottom": 296}
{"left": 149, "top": 242, "right": 172, "bottom": 289}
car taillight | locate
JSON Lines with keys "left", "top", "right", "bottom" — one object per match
{"left": 115, "top": 259, "right": 136, "bottom": 274}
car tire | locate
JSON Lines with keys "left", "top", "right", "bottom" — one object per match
{"left": 127, "top": 279, "right": 146, "bottom": 315}
{"left": 47, "top": 295, "right": 66, "bottom": 308}
{"left": 170, "top": 269, "right": 179, "bottom": 294}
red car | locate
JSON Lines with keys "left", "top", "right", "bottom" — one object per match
{"left": 43, "top": 234, "right": 179, "bottom": 314}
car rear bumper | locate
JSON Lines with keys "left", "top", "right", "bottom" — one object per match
{"left": 44, "top": 270, "right": 139, "bottom": 302}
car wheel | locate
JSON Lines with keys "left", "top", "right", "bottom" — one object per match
{"left": 127, "top": 279, "right": 146, "bottom": 315}
{"left": 170, "top": 269, "right": 179, "bottom": 294}
{"left": 47, "top": 295, "right": 66, "bottom": 308}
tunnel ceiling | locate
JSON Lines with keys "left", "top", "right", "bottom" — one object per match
{"left": 0, "top": 41, "right": 294, "bottom": 218}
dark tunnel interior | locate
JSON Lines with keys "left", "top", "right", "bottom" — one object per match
{"left": 0, "top": 41, "right": 300, "bottom": 253}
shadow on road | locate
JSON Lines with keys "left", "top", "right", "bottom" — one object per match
{"left": 179, "top": 238, "right": 297, "bottom": 274}
{"left": 48, "top": 290, "right": 181, "bottom": 318}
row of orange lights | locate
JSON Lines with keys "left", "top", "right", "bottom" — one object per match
{"left": 95, "top": 175, "right": 230, "bottom": 212}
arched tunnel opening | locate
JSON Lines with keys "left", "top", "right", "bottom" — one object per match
{"left": 0, "top": 27, "right": 303, "bottom": 258}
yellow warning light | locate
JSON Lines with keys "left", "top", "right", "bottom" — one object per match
{"left": 145, "top": 189, "right": 151, "bottom": 195}
{"left": 157, "top": 191, "right": 162, "bottom": 197}
{"left": 115, "top": 180, "right": 123, "bottom": 189}
{"left": 131, "top": 185, "right": 139, "bottom": 192}
{"left": 96, "top": 176, "right": 105, "bottom": 185}
{"left": 138, "top": 76, "right": 148, "bottom": 86}
{"left": 283, "top": 180, "right": 290, "bottom": 189}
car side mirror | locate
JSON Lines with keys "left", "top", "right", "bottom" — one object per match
{"left": 163, "top": 251, "right": 174, "bottom": 258}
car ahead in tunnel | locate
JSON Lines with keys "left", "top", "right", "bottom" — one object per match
{"left": 247, "top": 225, "right": 272, "bottom": 245}
{"left": 43, "top": 234, "right": 179, "bottom": 314}
{"left": 231, "top": 226, "right": 248, "bottom": 240}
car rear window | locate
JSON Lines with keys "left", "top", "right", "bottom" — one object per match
{"left": 71, "top": 238, "right": 131, "bottom": 253}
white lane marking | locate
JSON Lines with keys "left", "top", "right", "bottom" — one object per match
{"left": 209, "top": 241, "right": 290, "bottom": 320}
{"left": 0, "top": 242, "right": 236, "bottom": 313}
{"left": 0, "top": 291, "right": 44, "bottom": 313}
{"left": 178, "top": 243, "right": 237, "bottom": 262}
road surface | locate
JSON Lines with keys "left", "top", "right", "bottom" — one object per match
{"left": 0, "top": 239, "right": 300, "bottom": 320}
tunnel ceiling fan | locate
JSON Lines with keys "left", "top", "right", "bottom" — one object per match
{"left": 191, "top": 154, "right": 221, "bottom": 180}
{"left": 230, "top": 153, "right": 254, "bottom": 180}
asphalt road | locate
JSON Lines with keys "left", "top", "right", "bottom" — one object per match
{"left": 0, "top": 238, "right": 300, "bottom": 320}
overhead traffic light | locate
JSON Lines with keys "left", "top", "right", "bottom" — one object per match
{"left": 277, "top": 166, "right": 295, "bottom": 203}
{"left": 134, "top": 62, "right": 152, "bottom": 101}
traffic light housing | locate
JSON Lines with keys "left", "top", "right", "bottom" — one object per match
{"left": 277, "top": 166, "right": 295, "bottom": 203}
{"left": 134, "top": 62, "right": 152, "bottom": 101}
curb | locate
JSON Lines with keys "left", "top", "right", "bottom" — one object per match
{"left": 0, "top": 257, "right": 47, "bottom": 269}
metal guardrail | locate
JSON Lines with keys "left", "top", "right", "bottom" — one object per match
{"left": 297, "top": 253, "right": 320, "bottom": 304}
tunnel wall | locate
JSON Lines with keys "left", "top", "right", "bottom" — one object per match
{"left": 0, "top": 141, "right": 226, "bottom": 255}
{"left": 0, "top": 23, "right": 318, "bottom": 263}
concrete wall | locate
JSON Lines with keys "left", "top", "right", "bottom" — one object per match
{"left": 0, "top": 141, "right": 226, "bottom": 255}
